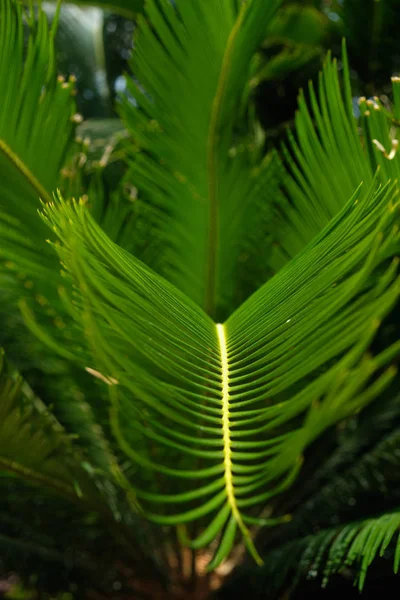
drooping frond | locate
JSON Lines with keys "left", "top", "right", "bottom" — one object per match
{"left": 271, "top": 41, "right": 400, "bottom": 271}
{"left": 0, "top": 347, "right": 167, "bottom": 572}
{"left": 39, "top": 175, "right": 400, "bottom": 567}
{"left": 222, "top": 399, "right": 400, "bottom": 597}
{"left": 219, "top": 392, "right": 400, "bottom": 595}
{"left": 121, "top": 0, "right": 282, "bottom": 319}
{"left": 261, "top": 508, "right": 400, "bottom": 594}
{"left": 0, "top": 348, "right": 109, "bottom": 506}
{"left": 249, "top": 395, "right": 400, "bottom": 561}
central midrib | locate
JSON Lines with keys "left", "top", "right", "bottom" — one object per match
{"left": 216, "top": 323, "right": 237, "bottom": 514}
{"left": 0, "top": 139, "right": 52, "bottom": 204}
{"left": 216, "top": 323, "right": 263, "bottom": 565}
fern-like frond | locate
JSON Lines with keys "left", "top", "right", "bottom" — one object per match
{"left": 121, "top": 0, "right": 282, "bottom": 319}
{"left": 0, "top": 348, "right": 108, "bottom": 507}
{"left": 0, "top": 0, "right": 125, "bottom": 479}
{"left": 0, "top": 0, "right": 78, "bottom": 274}
{"left": 219, "top": 394, "right": 400, "bottom": 595}
{"left": 295, "top": 422, "right": 400, "bottom": 531}
{"left": 4, "top": 0, "right": 400, "bottom": 579}
{"left": 39, "top": 176, "right": 400, "bottom": 567}
{"left": 271, "top": 41, "right": 400, "bottom": 271}
{"left": 250, "top": 391, "right": 400, "bottom": 557}
{"left": 263, "top": 508, "right": 400, "bottom": 593}
{"left": 0, "top": 348, "right": 166, "bottom": 574}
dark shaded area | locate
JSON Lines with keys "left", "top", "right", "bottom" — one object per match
{"left": 343, "top": 0, "right": 400, "bottom": 93}
{"left": 217, "top": 567, "right": 400, "bottom": 600}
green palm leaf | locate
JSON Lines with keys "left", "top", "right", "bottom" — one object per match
{"left": 219, "top": 406, "right": 400, "bottom": 596}
{"left": 271, "top": 41, "right": 400, "bottom": 271}
{"left": 0, "top": 0, "right": 78, "bottom": 274}
{"left": 121, "top": 0, "right": 282, "bottom": 320}
{"left": 263, "top": 509, "right": 400, "bottom": 593}
{"left": 39, "top": 176, "right": 400, "bottom": 567}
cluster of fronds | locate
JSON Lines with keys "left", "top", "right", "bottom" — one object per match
{"left": 0, "top": 0, "right": 400, "bottom": 596}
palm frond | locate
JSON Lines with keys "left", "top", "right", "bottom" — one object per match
{"left": 262, "top": 508, "right": 400, "bottom": 594}
{"left": 0, "top": 0, "right": 80, "bottom": 374}
{"left": 121, "top": 0, "right": 282, "bottom": 319}
{"left": 297, "top": 426, "right": 400, "bottom": 526}
{"left": 0, "top": 348, "right": 107, "bottom": 507}
{"left": 2, "top": 0, "right": 400, "bottom": 582}
{"left": 0, "top": 0, "right": 77, "bottom": 275}
{"left": 252, "top": 393, "right": 400, "bottom": 555}
{"left": 219, "top": 391, "right": 400, "bottom": 594}
{"left": 0, "top": 348, "right": 166, "bottom": 576}
{"left": 271, "top": 41, "right": 400, "bottom": 271}
{"left": 38, "top": 174, "right": 400, "bottom": 568}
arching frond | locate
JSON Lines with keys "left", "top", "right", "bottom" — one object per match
{"left": 219, "top": 411, "right": 400, "bottom": 595}
{"left": 39, "top": 176, "right": 400, "bottom": 567}
{"left": 251, "top": 398, "right": 400, "bottom": 563}
{"left": 121, "top": 0, "right": 282, "bottom": 319}
{"left": 2, "top": 0, "right": 399, "bottom": 583}
{"left": 262, "top": 508, "right": 400, "bottom": 593}
{"left": 271, "top": 41, "right": 400, "bottom": 271}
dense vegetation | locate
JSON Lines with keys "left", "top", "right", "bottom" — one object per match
{"left": 1, "top": 1, "right": 400, "bottom": 598}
